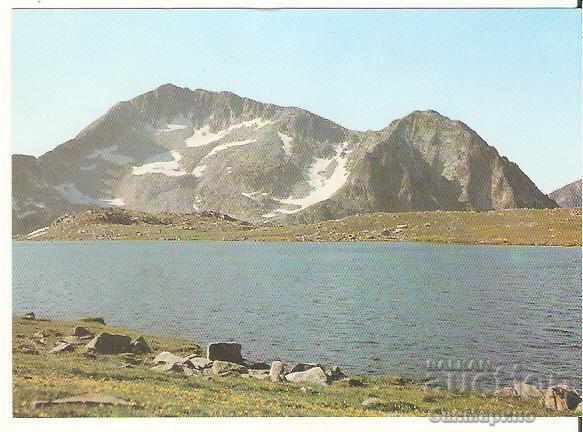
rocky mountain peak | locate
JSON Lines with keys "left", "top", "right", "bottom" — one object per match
{"left": 12, "top": 85, "right": 556, "bottom": 234}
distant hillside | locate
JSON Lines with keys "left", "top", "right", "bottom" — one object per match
{"left": 549, "top": 179, "right": 582, "bottom": 208}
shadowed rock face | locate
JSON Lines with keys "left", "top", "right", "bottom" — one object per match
{"left": 12, "top": 83, "right": 556, "bottom": 234}
{"left": 549, "top": 179, "right": 582, "bottom": 208}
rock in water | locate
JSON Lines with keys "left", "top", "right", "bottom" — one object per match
{"left": 269, "top": 361, "right": 286, "bottom": 382}
{"left": 285, "top": 366, "right": 329, "bottom": 386}
{"left": 129, "top": 336, "right": 151, "bottom": 354}
{"left": 207, "top": 342, "right": 243, "bottom": 363}
{"left": 72, "top": 326, "right": 92, "bottom": 337}
{"left": 23, "top": 312, "right": 35, "bottom": 320}
{"left": 85, "top": 332, "right": 131, "bottom": 354}
{"left": 543, "top": 385, "right": 582, "bottom": 411}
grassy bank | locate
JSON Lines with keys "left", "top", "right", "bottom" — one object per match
{"left": 12, "top": 317, "right": 570, "bottom": 417}
{"left": 15, "top": 208, "right": 581, "bottom": 246}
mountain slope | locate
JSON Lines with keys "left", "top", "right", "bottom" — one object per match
{"left": 549, "top": 179, "right": 582, "bottom": 208}
{"left": 12, "top": 83, "right": 556, "bottom": 234}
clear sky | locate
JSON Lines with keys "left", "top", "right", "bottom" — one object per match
{"left": 12, "top": 9, "right": 581, "bottom": 192}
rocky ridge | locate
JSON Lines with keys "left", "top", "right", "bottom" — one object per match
{"left": 13, "top": 83, "right": 557, "bottom": 235}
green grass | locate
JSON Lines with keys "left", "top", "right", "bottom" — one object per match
{"left": 12, "top": 318, "right": 567, "bottom": 417}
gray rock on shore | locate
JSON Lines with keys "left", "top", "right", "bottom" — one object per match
{"left": 85, "top": 333, "right": 132, "bottom": 354}
{"left": 211, "top": 360, "right": 248, "bottom": 376}
{"left": 207, "top": 342, "right": 243, "bottom": 363}
{"left": 289, "top": 363, "right": 321, "bottom": 373}
{"left": 285, "top": 366, "right": 329, "bottom": 386}
{"left": 153, "top": 351, "right": 186, "bottom": 365}
{"left": 269, "top": 361, "right": 286, "bottom": 382}
{"left": 129, "top": 336, "right": 151, "bottom": 354}
{"left": 72, "top": 326, "right": 93, "bottom": 337}
{"left": 49, "top": 342, "right": 74, "bottom": 354}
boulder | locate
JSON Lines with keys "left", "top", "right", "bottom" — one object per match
{"left": 289, "top": 363, "right": 320, "bottom": 373}
{"left": 32, "top": 330, "right": 48, "bottom": 339}
{"left": 512, "top": 381, "right": 544, "bottom": 400}
{"left": 184, "top": 356, "right": 212, "bottom": 370}
{"left": 340, "top": 377, "right": 365, "bottom": 387}
{"left": 23, "top": 312, "right": 35, "bottom": 320}
{"left": 129, "top": 336, "right": 151, "bottom": 354}
{"left": 119, "top": 353, "right": 141, "bottom": 365}
{"left": 269, "top": 361, "right": 286, "bottom": 383}
{"left": 326, "top": 365, "right": 347, "bottom": 381}
{"left": 61, "top": 335, "right": 93, "bottom": 345}
{"left": 211, "top": 360, "right": 248, "bottom": 376}
{"left": 285, "top": 366, "right": 329, "bottom": 386}
{"left": 151, "top": 363, "right": 186, "bottom": 374}
{"left": 543, "top": 385, "right": 582, "bottom": 411}
{"left": 85, "top": 332, "right": 131, "bottom": 354}
{"left": 241, "top": 359, "right": 270, "bottom": 370}
{"left": 207, "top": 342, "right": 243, "bottom": 363}
{"left": 20, "top": 344, "right": 40, "bottom": 355}
{"left": 72, "top": 326, "right": 92, "bottom": 337}
{"left": 152, "top": 351, "right": 186, "bottom": 365}
{"left": 49, "top": 342, "right": 74, "bottom": 354}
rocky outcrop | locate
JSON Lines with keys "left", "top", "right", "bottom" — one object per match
{"left": 207, "top": 342, "right": 243, "bottom": 363}
{"left": 549, "top": 179, "right": 582, "bottom": 208}
{"left": 13, "top": 84, "right": 555, "bottom": 235}
{"left": 85, "top": 333, "right": 132, "bottom": 354}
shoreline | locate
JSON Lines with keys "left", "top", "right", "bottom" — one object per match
{"left": 12, "top": 238, "right": 583, "bottom": 248}
{"left": 13, "top": 208, "right": 582, "bottom": 247}
{"left": 12, "top": 315, "right": 581, "bottom": 417}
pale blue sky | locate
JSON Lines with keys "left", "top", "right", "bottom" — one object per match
{"left": 12, "top": 9, "right": 581, "bottom": 192}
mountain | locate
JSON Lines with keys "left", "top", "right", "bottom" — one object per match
{"left": 12, "top": 83, "right": 557, "bottom": 234}
{"left": 549, "top": 179, "right": 582, "bottom": 208}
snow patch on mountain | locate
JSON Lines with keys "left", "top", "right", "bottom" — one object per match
{"left": 86, "top": 145, "right": 135, "bottom": 166}
{"left": 205, "top": 139, "right": 256, "bottom": 158}
{"left": 192, "top": 164, "right": 207, "bottom": 178}
{"left": 185, "top": 118, "right": 273, "bottom": 148}
{"left": 132, "top": 151, "right": 187, "bottom": 177}
{"left": 190, "top": 139, "right": 257, "bottom": 178}
{"left": 264, "top": 142, "right": 351, "bottom": 217}
{"left": 278, "top": 132, "right": 294, "bottom": 156}
{"left": 26, "top": 226, "right": 49, "bottom": 239}
{"left": 156, "top": 123, "right": 189, "bottom": 133}
{"left": 54, "top": 183, "right": 125, "bottom": 208}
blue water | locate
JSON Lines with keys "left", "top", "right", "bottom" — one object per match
{"left": 12, "top": 241, "right": 582, "bottom": 388}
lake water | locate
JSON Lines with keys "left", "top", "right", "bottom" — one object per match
{"left": 12, "top": 241, "right": 582, "bottom": 389}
